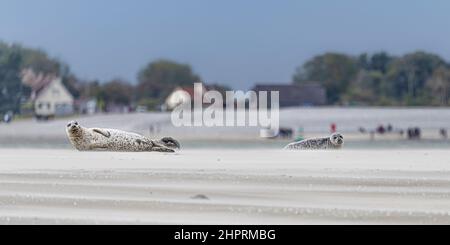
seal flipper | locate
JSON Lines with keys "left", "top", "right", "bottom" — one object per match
{"left": 92, "top": 128, "right": 111, "bottom": 138}
{"left": 159, "top": 137, "right": 180, "bottom": 149}
{"left": 150, "top": 140, "right": 176, "bottom": 152}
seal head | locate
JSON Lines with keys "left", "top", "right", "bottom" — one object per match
{"left": 66, "top": 120, "right": 82, "bottom": 136}
{"left": 329, "top": 133, "right": 344, "bottom": 147}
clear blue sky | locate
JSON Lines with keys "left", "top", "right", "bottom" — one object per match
{"left": 1, "top": 0, "right": 449, "bottom": 89}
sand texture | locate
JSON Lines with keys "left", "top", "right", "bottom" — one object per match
{"left": 0, "top": 149, "right": 449, "bottom": 224}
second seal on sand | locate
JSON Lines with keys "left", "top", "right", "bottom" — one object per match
{"left": 284, "top": 133, "right": 344, "bottom": 150}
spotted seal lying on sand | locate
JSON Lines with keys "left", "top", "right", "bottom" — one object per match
{"left": 66, "top": 121, "right": 180, "bottom": 152}
{"left": 284, "top": 133, "right": 344, "bottom": 150}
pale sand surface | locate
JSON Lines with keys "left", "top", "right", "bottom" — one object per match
{"left": 1, "top": 149, "right": 450, "bottom": 224}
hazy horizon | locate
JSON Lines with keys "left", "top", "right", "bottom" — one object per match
{"left": 1, "top": 0, "right": 450, "bottom": 89}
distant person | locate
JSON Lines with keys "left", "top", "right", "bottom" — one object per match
{"left": 440, "top": 128, "right": 448, "bottom": 139}
{"left": 3, "top": 113, "right": 12, "bottom": 123}
{"left": 278, "top": 127, "right": 293, "bottom": 139}
{"left": 407, "top": 128, "right": 413, "bottom": 139}
{"left": 414, "top": 127, "right": 421, "bottom": 139}
{"left": 407, "top": 127, "right": 421, "bottom": 140}
{"left": 387, "top": 124, "right": 393, "bottom": 132}
{"left": 330, "top": 123, "right": 336, "bottom": 133}
{"left": 376, "top": 125, "right": 385, "bottom": 134}
{"left": 358, "top": 127, "right": 366, "bottom": 133}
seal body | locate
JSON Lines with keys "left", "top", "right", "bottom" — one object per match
{"left": 66, "top": 121, "right": 179, "bottom": 152}
{"left": 284, "top": 133, "right": 344, "bottom": 150}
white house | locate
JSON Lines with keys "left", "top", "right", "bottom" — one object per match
{"left": 34, "top": 78, "right": 74, "bottom": 118}
{"left": 165, "top": 84, "right": 207, "bottom": 110}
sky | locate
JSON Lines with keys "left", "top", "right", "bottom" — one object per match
{"left": 1, "top": 0, "right": 450, "bottom": 89}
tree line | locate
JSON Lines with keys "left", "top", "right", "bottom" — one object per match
{"left": 2, "top": 41, "right": 450, "bottom": 115}
{"left": 0, "top": 41, "right": 216, "bottom": 113}
{"left": 294, "top": 51, "right": 450, "bottom": 106}
{"left": 78, "top": 60, "right": 209, "bottom": 112}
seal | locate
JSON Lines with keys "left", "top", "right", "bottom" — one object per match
{"left": 65, "top": 121, "right": 180, "bottom": 152}
{"left": 284, "top": 133, "right": 344, "bottom": 150}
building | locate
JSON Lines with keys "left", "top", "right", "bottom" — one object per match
{"left": 33, "top": 78, "right": 74, "bottom": 119}
{"left": 164, "top": 83, "right": 207, "bottom": 110}
{"left": 251, "top": 83, "right": 326, "bottom": 107}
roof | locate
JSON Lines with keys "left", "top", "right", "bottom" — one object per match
{"left": 175, "top": 83, "right": 208, "bottom": 97}
{"left": 252, "top": 82, "right": 326, "bottom": 106}
{"left": 32, "top": 79, "right": 53, "bottom": 96}
{"left": 21, "top": 69, "right": 57, "bottom": 100}
{"left": 34, "top": 78, "right": 74, "bottom": 102}
{"left": 178, "top": 87, "right": 195, "bottom": 97}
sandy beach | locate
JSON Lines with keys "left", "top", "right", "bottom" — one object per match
{"left": 1, "top": 110, "right": 450, "bottom": 224}
{"left": 3, "top": 0, "right": 450, "bottom": 229}
{"left": 1, "top": 148, "right": 450, "bottom": 224}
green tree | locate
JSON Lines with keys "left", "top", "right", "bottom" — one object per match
{"left": 357, "top": 53, "right": 370, "bottom": 70}
{"left": 293, "top": 51, "right": 450, "bottom": 106}
{"left": 136, "top": 59, "right": 201, "bottom": 101}
{"left": 78, "top": 80, "right": 101, "bottom": 99}
{"left": 0, "top": 45, "right": 25, "bottom": 113}
{"left": 97, "top": 79, "right": 134, "bottom": 106}
{"left": 425, "top": 66, "right": 450, "bottom": 106}
{"left": 18, "top": 46, "right": 61, "bottom": 74}
{"left": 385, "top": 51, "right": 445, "bottom": 104}
{"left": 343, "top": 70, "right": 393, "bottom": 105}
{"left": 293, "top": 53, "right": 358, "bottom": 104}
{"left": 6, "top": 42, "right": 81, "bottom": 98}
{"left": 369, "top": 52, "right": 393, "bottom": 73}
